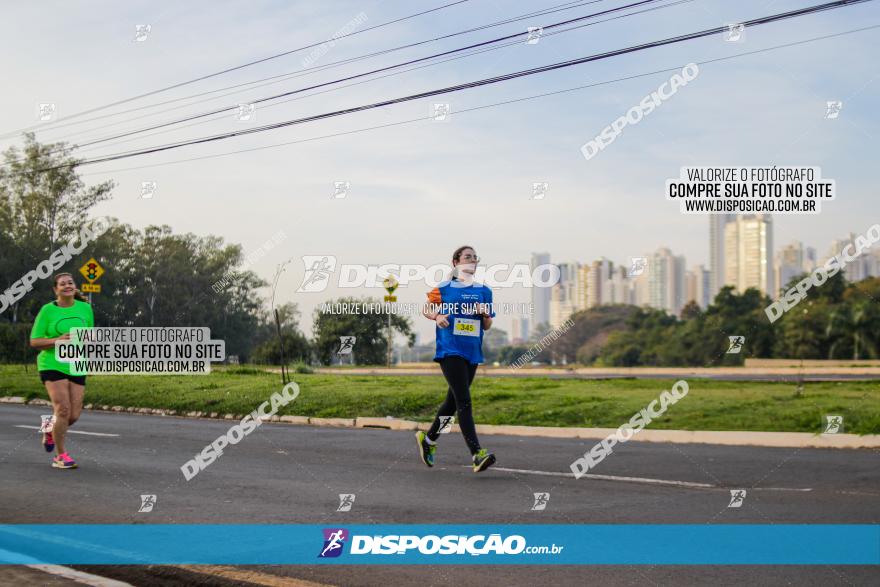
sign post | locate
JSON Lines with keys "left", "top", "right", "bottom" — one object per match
{"left": 79, "top": 257, "right": 105, "bottom": 304}
{"left": 382, "top": 275, "right": 399, "bottom": 368}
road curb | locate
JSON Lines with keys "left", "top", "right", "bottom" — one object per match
{"left": 3, "top": 396, "right": 878, "bottom": 448}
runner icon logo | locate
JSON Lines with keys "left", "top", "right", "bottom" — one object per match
{"left": 236, "top": 103, "right": 256, "bottom": 122}
{"left": 37, "top": 103, "right": 56, "bottom": 121}
{"left": 823, "top": 415, "right": 844, "bottom": 434}
{"left": 629, "top": 257, "right": 648, "bottom": 277}
{"left": 728, "top": 490, "right": 746, "bottom": 508}
{"left": 319, "top": 528, "right": 349, "bottom": 558}
{"left": 726, "top": 336, "right": 745, "bottom": 354}
{"left": 140, "top": 181, "right": 157, "bottom": 199}
{"left": 138, "top": 494, "right": 157, "bottom": 513}
{"left": 39, "top": 415, "right": 55, "bottom": 433}
{"left": 297, "top": 256, "right": 337, "bottom": 292}
{"left": 337, "top": 336, "right": 356, "bottom": 355}
{"left": 437, "top": 415, "right": 455, "bottom": 434}
{"left": 724, "top": 23, "right": 744, "bottom": 42}
{"left": 332, "top": 181, "right": 351, "bottom": 199}
{"left": 134, "top": 24, "right": 151, "bottom": 42}
{"left": 531, "top": 182, "right": 548, "bottom": 200}
{"left": 337, "top": 494, "right": 356, "bottom": 512}
{"left": 526, "top": 26, "right": 543, "bottom": 44}
{"left": 824, "top": 100, "right": 843, "bottom": 119}
{"left": 531, "top": 492, "right": 550, "bottom": 511}
{"left": 432, "top": 103, "right": 450, "bottom": 122}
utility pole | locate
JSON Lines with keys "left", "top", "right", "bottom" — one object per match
{"left": 271, "top": 259, "right": 292, "bottom": 385}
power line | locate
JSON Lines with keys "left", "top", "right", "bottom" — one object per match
{"left": 67, "top": 0, "right": 695, "bottom": 157}
{"left": 25, "top": 0, "right": 877, "bottom": 173}
{"left": 79, "top": 23, "right": 880, "bottom": 178}
{"left": 0, "top": 0, "right": 474, "bottom": 137}
{"left": 32, "top": 0, "right": 672, "bottom": 153}
{"left": 12, "top": 0, "right": 606, "bottom": 140}
{"left": 50, "top": 0, "right": 874, "bottom": 170}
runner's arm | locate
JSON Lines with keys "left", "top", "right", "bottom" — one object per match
{"left": 424, "top": 287, "right": 442, "bottom": 320}
{"left": 29, "top": 306, "right": 65, "bottom": 350}
{"left": 479, "top": 296, "right": 494, "bottom": 330}
{"left": 30, "top": 335, "right": 69, "bottom": 350}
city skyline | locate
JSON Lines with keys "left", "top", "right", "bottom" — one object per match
{"left": 515, "top": 216, "right": 880, "bottom": 344}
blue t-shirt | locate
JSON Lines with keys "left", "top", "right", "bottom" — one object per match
{"left": 427, "top": 279, "right": 495, "bottom": 364}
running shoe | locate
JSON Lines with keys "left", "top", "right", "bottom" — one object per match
{"left": 415, "top": 431, "right": 436, "bottom": 467}
{"left": 52, "top": 453, "right": 77, "bottom": 469}
{"left": 472, "top": 449, "right": 496, "bottom": 473}
{"left": 42, "top": 431, "right": 55, "bottom": 453}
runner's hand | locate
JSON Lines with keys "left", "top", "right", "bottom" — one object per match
{"left": 435, "top": 314, "right": 450, "bottom": 328}
{"left": 56, "top": 334, "right": 71, "bottom": 341}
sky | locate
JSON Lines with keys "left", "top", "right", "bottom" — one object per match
{"left": 2, "top": 0, "right": 879, "bottom": 342}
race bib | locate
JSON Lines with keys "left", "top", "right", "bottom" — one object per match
{"left": 453, "top": 318, "right": 480, "bottom": 337}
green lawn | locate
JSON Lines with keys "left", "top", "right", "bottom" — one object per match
{"left": 1, "top": 365, "right": 878, "bottom": 434}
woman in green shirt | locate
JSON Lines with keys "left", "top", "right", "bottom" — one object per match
{"left": 30, "top": 273, "right": 94, "bottom": 469}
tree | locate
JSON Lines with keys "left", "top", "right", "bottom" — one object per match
{"left": 250, "top": 303, "right": 311, "bottom": 365}
{"left": 0, "top": 134, "right": 113, "bottom": 322}
{"left": 481, "top": 327, "right": 509, "bottom": 363}
{"left": 312, "top": 297, "right": 415, "bottom": 365}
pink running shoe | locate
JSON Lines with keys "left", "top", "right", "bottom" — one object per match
{"left": 52, "top": 453, "right": 77, "bottom": 469}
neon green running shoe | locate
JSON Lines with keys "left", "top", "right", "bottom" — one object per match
{"left": 472, "top": 448, "right": 496, "bottom": 473}
{"left": 415, "top": 431, "right": 436, "bottom": 467}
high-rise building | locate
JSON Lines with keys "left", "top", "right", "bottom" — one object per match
{"left": 586, "top": 258, "right": 612, "bottom": 308}
{"left": 685, "top": 270, "right": 697, "bottom": 308}
{"left": 630, "top": 255, "right": 651, "bottom": 307}
{"left": 685, "top": 265, "right": 711, "bottom": 310}
{"left": 530, "top": 252, "right": 551, "bottom": 332}
{"left": 774, "top": 241, "right": 814, "bottom": 296}
{"left": 867, "top": 250, "right": 880, "bottom": 278}
{"left": 549, "top": 261, "right": 583, "bottom": 329}
{"left": 824, "top": 234, "right": 876, "bottom": 282}
{"left": 576, "top": 264, "right": 590, "bottom": 309}
{"left": 709, "top": 214, "right": 736, "bottom": 300}
{"left": 607, "top": 265, "right": 631, "bottom": 305}
{"left": 684, "top": 265, "right": 711, "bottom": 309}
{"left": 510, "top": 315, "right": 530, "bottom": 344}
{"left": 724, "top": 214, "right": 774, "bottom": 296}
{"left": 648, "top": 247, "right": 686, "bottom": 315}
{"left": 695, "top": 264, "right": 710, "bottom": 308}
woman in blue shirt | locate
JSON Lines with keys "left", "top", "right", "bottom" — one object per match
{"left": 416, "top": 245, "right": 496, "bottom": 473}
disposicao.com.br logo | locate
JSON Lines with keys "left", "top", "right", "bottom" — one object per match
{"left": 317, "top": 528, "right": 564, "bottom": 558}
{"left": 297, "top": 256, "right": 560, "bottom": 292}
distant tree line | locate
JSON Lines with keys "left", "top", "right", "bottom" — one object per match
{"left": 0, "top": 135, "right": 414, "bottom": 367}
{"left": 491, "top": 276, "right": 879, "bottom": 367}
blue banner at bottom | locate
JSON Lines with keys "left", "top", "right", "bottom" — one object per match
{"left": 1, "top": 525, "right": 877, "bottom": 565}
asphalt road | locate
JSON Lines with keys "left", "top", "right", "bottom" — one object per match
{"left": 1, "top": 405, "right": 878, "bottom": 586}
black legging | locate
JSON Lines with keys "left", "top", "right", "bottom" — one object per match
{"left": 427, "top": 355, "right": 481, "bottom": 455}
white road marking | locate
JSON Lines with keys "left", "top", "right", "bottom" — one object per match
{"left": 490, "top": 466, "right": 812, "bottom": 492}
{"left": 14, "top": 425, "right": 119, "bottom": 437}
{"left": 28, "top": 565, "right": 134, "bottom": 587}
{"left": 0, "top": 548, "right": 132, "bottom": 586}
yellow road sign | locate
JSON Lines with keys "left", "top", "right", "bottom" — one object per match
{"left": 81, "top": 283, "right": 102, "bottom": 293}
{"left": 79, "top": 258, "right": 105, "bottom": 283}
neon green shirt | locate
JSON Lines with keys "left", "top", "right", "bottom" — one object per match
{"left": 30, "top": 300, "right": 95, "bottom": 374}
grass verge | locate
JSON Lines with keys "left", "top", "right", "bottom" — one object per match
{"left": 1, "top": 365, "right": 878, "bottom": 434}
